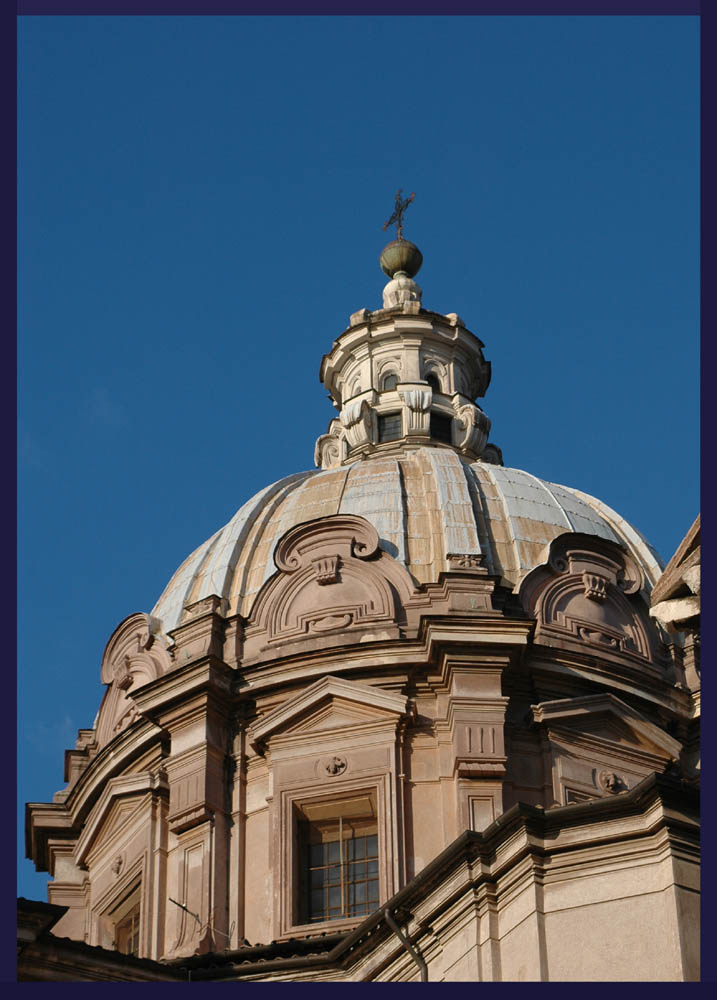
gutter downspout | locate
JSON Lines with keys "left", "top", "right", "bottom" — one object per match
{"left": 383, "top": 909, "right": 428, "bottom": 982}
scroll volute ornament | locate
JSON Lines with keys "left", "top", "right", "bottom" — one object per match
{"left": 314, "top": 418, "right": 346, "bottom": 470}
{"left": 243, "top": 514, "right": 416, "bottom": 662}
{"left": 453, "top": 400, "right": 491, "bottom": 458}
{"left": 518, "top": 534, "right": 664, "bottom": 665}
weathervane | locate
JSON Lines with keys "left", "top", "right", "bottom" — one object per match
{"left": 383, "top": 189, "right": 415, "bottom": 242}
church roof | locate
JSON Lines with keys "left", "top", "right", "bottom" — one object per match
{"left": 151, "top": 447, "right": 663, "bottom": 638}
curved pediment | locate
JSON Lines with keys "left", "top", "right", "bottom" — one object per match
{"left": 519, "top": 534, "right": 669, "bottom": 671}
{"left": 243, "top": 515, "right": 418, "bottom": 662}
{"left": 95, "top": 613, "right": 172, "bottom": 748}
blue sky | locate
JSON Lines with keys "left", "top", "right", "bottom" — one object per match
{"left": 17, "top": 14, "right": 699, "bottom": 898}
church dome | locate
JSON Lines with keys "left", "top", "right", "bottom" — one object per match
{"left": 151, "top": 447, "right": 663, "bottom": 639}
{"left": 150, "top": 228, "right": 662, "bottom": 641}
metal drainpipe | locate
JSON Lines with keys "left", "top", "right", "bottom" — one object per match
{"left": 383, "top": 909, "right": 428, "bottom": 982}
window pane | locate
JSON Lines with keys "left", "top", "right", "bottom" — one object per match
{"left": 301, "top": 817, "right": 379, "bottom": 925}
{"left": 430, "top": 412, "right": 453, "bottom": 443}
{"left": 378, "top": 412, "right": 402, "bottom": 442}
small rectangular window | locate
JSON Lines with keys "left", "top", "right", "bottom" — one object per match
{"left": 378, "top": 412, "right": 402, "bottom": 442}
{"left": 112, "top": 885, "right": 142, "bottom": 956}
{"left": 301, "top": 817, "right": 379, "bottom": 923}
{"left": 430, "top": 412, "right": 453, "bottom": 444}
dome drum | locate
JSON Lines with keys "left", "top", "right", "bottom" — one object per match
{"left": 321, "top": 308, "right": 491, "bottom": 408}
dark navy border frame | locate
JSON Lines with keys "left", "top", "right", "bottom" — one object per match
{"left": 7, "top": 1, "right": 710, "bottom": 991}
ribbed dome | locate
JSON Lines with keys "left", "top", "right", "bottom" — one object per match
{"left": 151, "top": 448, "right": 663, "bottom": 638}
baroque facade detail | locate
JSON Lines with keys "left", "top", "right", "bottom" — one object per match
{"left": 22, "top": 235, "right": 699, "bottom": 982}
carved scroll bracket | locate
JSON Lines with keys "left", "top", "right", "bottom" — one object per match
{"left": 453, "top": 399, "right": 491, "bottom": 458}
{"left": 274, "top": 515, "right": 381, "bottom": 573}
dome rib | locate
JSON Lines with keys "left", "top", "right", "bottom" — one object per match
{"left": 338, "top": 458, "right": 407, "bottom": 563}
{"left": 152, "top": 527, "right": 224, "bottom": 633}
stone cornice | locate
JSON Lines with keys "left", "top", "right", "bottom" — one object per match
{"left": 62, "top": 719, "right": 163, "bottom": 830}
{"left": 130, "top": 657, "right": 233, "bottom": 723}
{"left": 25, "top": 802, "right": 75, "bottom": 874}
{"left": 531, "top": 692, "right": 683, "bottom": 759}
{"left": 527, "top": 649, "right": 691, "bottom": 718}
{"left": 235, "top": 617, "right": 532, "bottom": 697}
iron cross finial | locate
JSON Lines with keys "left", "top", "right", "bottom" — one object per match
{"left": 383, "top": 189, "right": 415, "bottom": 241}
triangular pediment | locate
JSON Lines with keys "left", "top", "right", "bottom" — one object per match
{"left": 99, "top": 796, "right": 143, "bottom": 844}
{"left": 283, "top": 699, "right": 400, "bottom": 737}
{"left": 532, "top": 693, "right": 682, "bottom": 760}
{"left": 248, "top": 675, "right": 409, "bottom": 751}
{"left": 75, "top": 771, "right": 168, "bottom": 866}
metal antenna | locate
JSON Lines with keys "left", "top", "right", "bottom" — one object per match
{"left": 168, "top": 897, "right": 201, "bottom": 927}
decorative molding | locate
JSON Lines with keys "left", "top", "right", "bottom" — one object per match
{"left": 100, "top": 613, "right": 171, "bottom": 688}
{"left": 398, "top": 386, "right": 432, "bottom": 434}
{"left": 519, "top": 534, "right": 668, "bottom": 669}
{"left": 310, "top": 554, "right": 340, "bottom": 585}
{"left": 244, "top": 515, "right": 416, "bottom": 661}
{"left": 453, "top": 400, "right": 491, "bottom": 458}
{"left": 583, "top": 572, "right": 609, "bottom": 601}
{"left": 314, "top": 418, "right": 346, "bottom": 471}
{"left": 96, "top": 613, "right": 173, "bottom": 749}
{"left": 340, "top": 398, "right": 374, "bottom": 450}
{"left": 597, "top": 770, "right": 625, "bottom": 794}
{"left": 324, "top": 756, "right": 348, "bottom": 777}
{"left": 446, "top": 553, "right": 487, "bottom": 573}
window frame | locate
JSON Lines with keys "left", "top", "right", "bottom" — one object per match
{"left": 108, "top": 879, "right": 143, "bottom": 956}
{"left": 300, "top": 815, "right": 380, "bottom": 924}
{"left": 424, "top": 372, "right": 442, "bottom": 393}
{"left": 377, "top": 411, "right": 403, "bottom": 443}
{"left": 277, "top": 778, "right": 393, "bottom": 939}
{"left": 381, "top": 372, "right": 399, "bottom": 392}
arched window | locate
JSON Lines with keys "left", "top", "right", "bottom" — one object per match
{"left": 425, "top": 373, "right": 441, "bottom": 393}
{"left": 382, "top": 373, "right": 399, "bottom": 391}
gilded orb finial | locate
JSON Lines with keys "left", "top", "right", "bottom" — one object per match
{"left": 379, "top": 189, "right": 423, "bottom": 280}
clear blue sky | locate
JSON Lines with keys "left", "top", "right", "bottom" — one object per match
{"left": 18, "top": 14, "right": 699, "bottom": 898}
